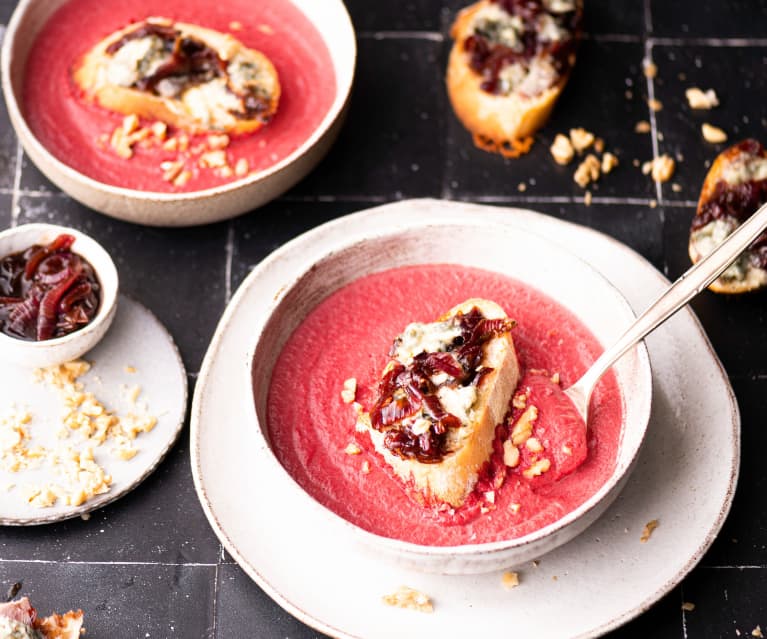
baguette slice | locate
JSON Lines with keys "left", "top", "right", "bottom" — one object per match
{"left": 0, "top": 597, "right": 84, "bottom": 639}
{"left": 689, "top": 139, "right": 767, "bottom": 294}
{"left": 73, "top": 17, "right": 280, "bottom": 135}
{"left": 447, "top": 0, "right": 582, "bottom": 153}
{"left": 356, "top": 299, "right": 520, "bottom": 509}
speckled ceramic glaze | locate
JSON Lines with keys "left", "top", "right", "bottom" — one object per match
{"left": 191, "top": 200, "right": 739, "bottom": 638}
{"left": 0, "top": 0, "right": 356, "bottom": 227}
{"left": 0, "top": 223, "right": 118, "bottom": 368}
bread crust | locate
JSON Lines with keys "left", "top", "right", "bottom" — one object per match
{"left": 446, "top": 0, "right": 578, "bottom": 146}
{"left": 73, "top": 18, "right": 280, "bottom": 135}
{"left": 689, "top": 141, "right": 767, "bottom": 294}
{"left": 358, "top": 298, "right": 520, "bottom": 509}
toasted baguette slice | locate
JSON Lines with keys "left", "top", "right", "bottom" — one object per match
{"left": 0, "top": 597, "right": 84, "bottom": 639}
{"left": 74, "top": 17, "right": 280, "bottom": 135}
{"left": 689, "top": 139, "right": 767, "bottom": 294}
{"left": 447, "top": 0, "right": 581, "bottom": 150}
{"left": 357, "top": 298, "right": 520, "bottom": 508}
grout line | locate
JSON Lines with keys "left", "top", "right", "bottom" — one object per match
{"left": 9, "top": 142, "right": 23, "bottom": 227}
{"left": 278, "top": 194, "right": 388, "bottom": 203}
{"left": 211, "top": 562, "right": 220, "bottom": 639}
{"left": 454, "top": 194, "right": 660, "bottom": 206}
{"left": 680, "top": 584, "right": 689, "bottom": 639}
{"left": 643, "top": 0, "right": 653, "bottom": 35}
{"left": 643, "top": 40, "right": 663, "bottom": 205}
{"left": 650, "top": 36, "right": 767, "bottom": 47}
{"left": 0, "top": 558, "right": 218, "bottom": 566}
{"left": 224, "top": 222, "right": 234, "bottom": 304}
{"left": 584, "top": 33, "right": 642, "bottom": 43}
{"left": 358, "top": 30, "right": 444, "bottom": 41}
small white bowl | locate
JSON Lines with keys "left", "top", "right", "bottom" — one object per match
{"left": 248, "top": 209, "right": 653, "bottom": 574}
{"left": 0, "top": 223, "right": 119, "bottom": 368}
{"left": 1, "top": 0, "right": 356, "bottom": 227}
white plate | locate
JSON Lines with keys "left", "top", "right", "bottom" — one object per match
{"left": 191, "top": 199, "right": 739, "bottom": 638}
{"left": 0, "top": 295, "right": 187, "bottom": 524}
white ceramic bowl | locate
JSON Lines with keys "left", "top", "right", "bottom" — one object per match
{"left": 247, "top": 210, "right": 653, "bottom": 575}
{"left": 0, "top": 0, "right": 356, "bottom": 227}
{"left": 0, "top": 223, "right": 119, "bottom": 368}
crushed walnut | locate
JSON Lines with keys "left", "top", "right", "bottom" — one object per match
{"left": 648, "top": 98, "right": 663, "bottom": 112}
{"left": 550, "top": 134, "right": 575, "bottom": 166}
{"left": 501, "top": 571, "right": 520, "bottom": 589}
{"left": 681, "top": 602, "right": 696, "bottom": 612}
{"left": 503, "top": 440, "right": 520, "bottom": 468}
{"left": 702, "top": 123, "right": 727, "bottom": 144}
{"left": 640, "top": 519, "right": 659, "bottom": 542}
{"left": 511, "top": 406, "right": 538, "bottom": 445}
{"left": 753, "top": 626, "right": 764, "bottom": 638}
{"left": 642, "top": 155, "right": 675, "bottom": 182}
{"left": 634, "top": 120, "right": 651, "bottom": 134}
{"left": 643, "top": 60, "right": 657, "bottom": 79}
{"left": 344, "top": 442, "right": 362, "bottom": 455}
{"left": 601, "top": 152, "right": 619, "bottom": 175}
{"left": 686, "top": 87, "right": 719, "bottom": 110}
{"left": 382, "top": 586, "right": 433, "bottom": 613}
{"left": 574, "top": 154, "right": 601, "bottom": 188}
{"left": 341, "top": 378, "right": 357, "bottom": 404}
{"left": 523, "top": 458, "right": 551, "bottom": 479}
{"left": 583, "top": 190, "right": 592, "bottom": 206}
{"left": 569, "top": 128, "right": 595, "bottom": 154}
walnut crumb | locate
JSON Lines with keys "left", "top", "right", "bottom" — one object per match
{"left": 341, "top": 378, "right": 357, "bottom": 404}
{"left": 601, "top": 152, "right": 619, "bottom": 174}
{"left": 173, "top": 170, "right": 192, "bottom": 188}
{"left": 681, "top": 602, "right": 696, "bottom": 612}
{"left": 207, "top": 134, "right": 230, "bottom": 150}
{"left": 550, "top": 372, "right": 560, "bottom": 384}
{"left": 523, "top": 458, "right": 551, "bottom": 479}
{"left": 702, "top": 123, "right": 727, "bottom": 143}
{"left": 199, "top": 150, "right": 228, "bottom": 169}
{"left": 124, "top": 366, "right": 136, "bottom": 374}
{"left": 583, "top": 190, "right": 592, "bottom": 206}
{"left": 569, "top": 128, "right": 595, "bottom": 153}
{"left": 562, "top": 444, "right": 572, "bottom": 456}
{"left": 344, "top": 442, "right": 362, "bottom": 455}
{"left": 648, "top": 98, "right": 663, "bottom": 112}
{"left": 640, "top": 519, "right": 659, "bottom": 542}
{"left": 361, "top": 460, "right": 371, "bottom": 474}
{"left": 642, "top": 155, "right": 675, "bottom": 182}
{"left": 235, "top": 158, "right": 250, "bottom": 177}
{"left": 503, "top": 440, "right": 520, "bottom": 468}
{"left": 685, "top": 87, "right": 719, "bottom": 109}
{"left": 594, "top": 138, "right": 605, "bottom": 153}
{"left": 502, "top": 571, "right": 520, "bottom": 589}
{"left": 525, "top": 437, "right": 544, "bottom": 453}
{"left": 643, "top": 60, "right": 657, "bottom": 79}
{"left": 257, "top": 24, "right": 275, "bottom": 34}
{"left": 382, "top": 586, "right": 433, "bottom": 613}
{"left": 752, "top": 626, "right": 764, "bottom": 638}
{"left": 229, "top": 21, "right": 243, "bottom": 31}
{"left": 511, "top": 393, "right": 527, "bottom": 410}
{"left": 510, "top": 502, "right": 521, "bottom": 513}
{"left": 161, "top": 160, "right": 184, "bottom": 183}
{"left": 671, "top": 183, "right": 682, "bottom": 192}
{"left": 573, "top": 154, "right": 601, "bottom": 188}
{"left": 517, "top": 182, "right": 527, "bottom": 192}
{"left": 511, "top": 405, "right": 538, "bottom": 445}
{"left": 634, "top": 120, "right": 651, "bottom": 133}
{"left": 550, "top": 134, "right": 575, "bottom": 165}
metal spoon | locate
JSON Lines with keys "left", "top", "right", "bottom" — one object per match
{"left": 565, "top": 200, "right": 767, "bottom": 425}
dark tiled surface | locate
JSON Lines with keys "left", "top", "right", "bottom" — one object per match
{"left": 445, "top": 40, "right": 656, "bottom": 200}
{"left": 650, "top": 0, "right": 767, "bottom": 39}
{"left": 652, "top": 44, "right": 767, "bottom": 203}
{"left": 0, "top": 0, "right": 765, "bottom": 637}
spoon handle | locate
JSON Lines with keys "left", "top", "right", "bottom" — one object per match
{"left": 574, "top": 200, "right": 767, "bottom": 396}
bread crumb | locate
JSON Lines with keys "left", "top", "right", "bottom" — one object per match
{"left": 702, "top": 123, "right": 727, "bottom": 143}
{"left": 501, "top": 571, "right": 520, "bottom": 589}
{"left": 569, "top": 128, "right": 595, "bottom": 153}
{"left": 382, "top": 586, "right": 433, "bottom": 613}
{"left": 686, "top": 87, "right": 719, "bottom": 109}
{"left": 640, "top": 519, "right": 659, "bottom": 542}
{"left": 601, "top": 152, "right": 619, "bottom": 174}
{"left": 642, "top": 155, "right": 675, "bottom": 182}
{"left": 550, "top": 134, "right": 574, "bottom": 165}
{"left": 344, "top": 442, "right": 362, "bottom": 455}
{"left": 643, "top": 60, "right": 657, "bottom": 79}
{"left": 574, "top": 154, "right": 601, "bottom": 188}
{"left": 341, "top": 378, "right": 357, "bottom": 404}
{"left": 681, "top": 602, "right": 696, "bottom": 612}
{"left": 648, "top": 98, "right": 663, "bottom": 112}
{"left": 752, "top": 626, "right": 764, "bottom": 638}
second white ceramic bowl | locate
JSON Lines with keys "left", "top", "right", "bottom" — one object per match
{"left": 0, "top": 223, "right": 119, "bottom": 368}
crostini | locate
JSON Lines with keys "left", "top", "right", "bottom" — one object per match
{"left": 446, "top": 0, "right": 582, "bottom": 156}
{"left": 0, "top": 596, "right": 83, "bottom": 639}
{"left": 356, "top": 298, "right": 520, "bottom": 508}
{"left": 689, "top": 138, "right": 767, "bottom": 293}
{"left": 73, "top": 17, "right": 280, "bottom": 134}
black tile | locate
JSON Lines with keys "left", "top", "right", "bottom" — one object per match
{"left": 652, "top": 44, "right": 767, "bottom": 202}
{"left": 664, "top": 204, "right": 767, "bottom": 378}
{"left": 0, "top": 425, "right": 221, "bottom": 563}
{"left": 0, "top": 192, "right": 12, "bottom": 228}
{"left": 700, "top": 377, "right": 767, "bottom": 567}
{"left": 0, "top": 562, "right": 215, "bottom": 638}
{"left": 16, "top": 194, "right": 228, "bottom": 374}
{"left": 682, "top": 566, "right": 767, "bottom": 637}
{"left": 344, "top": 0, "right": 441, "bottom": 31}
{"left": 0, "top": 79, "right": 17, "bottom": 191}
{"left": 650, "top": 0, "right": 767, "bottom": 38}
{"left": 19, "top": 151, "right": 62, "bottom": 195}
{"left": 288, "top": 37, "right": 446, "bottom": 199}
{"left": 216, "top": 563, "right": 327, "bottom": 639}
{"left": 445, "top": 40, "right": 656, "bottom": 200}
{"left": 604, "top": 587, "right": 683, "bottom": 638}
{"left": 0, "top": 0, "right": 16, "bottom": 25}
{"left": 232, "top": 200, "right": 377, "bottom": 289}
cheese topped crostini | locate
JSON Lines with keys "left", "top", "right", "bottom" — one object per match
{"left": 447, "top": 0, "right": 582, "bottom": 156}
{"left": 73, "top": 17, "right": 280, "bottom": 134}
{"left": 356, "top": 298, "right": 520, "bottom": 509}
{"left": 689, "top": 138, "right": 767, "bottom": 294}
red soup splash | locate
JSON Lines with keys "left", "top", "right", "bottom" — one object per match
{"left": 267, "top": 264, "right": 623, "bottom": 546}
{"left": 22, "top": 0, "right": 336, "bottom": 192}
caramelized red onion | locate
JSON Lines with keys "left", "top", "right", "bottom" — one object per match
{"left": 368, "top": 309, "right": 515, "bottom": 463}
{"left": 0, "top": 234, "right": 101, "bottom": 341}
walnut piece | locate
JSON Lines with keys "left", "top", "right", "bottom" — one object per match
{"left": 702, "top": 123, "right": 727, "bottom": 144}
{"left": 382, "top": 586, "right": 433, "bottom": 613}
{"left": 550, "top": 134, "right": 575, "bottom": 165}
{"left": 642, "top": 155, "right": 675, "bottom": 182}
{"left": 569, "top": 128, "right": 595, "bottom": 153}
{"left": 640, "top": 519, "right": 659, "bottom": 542}
{"left": 686, "top": 87, "right": 719, "bottom": 109}
{"left": 502, "top": 571, "right": 520, "bottom": 589}
{"left": 574, "top": 154, "right": 601, "bottom": 188}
